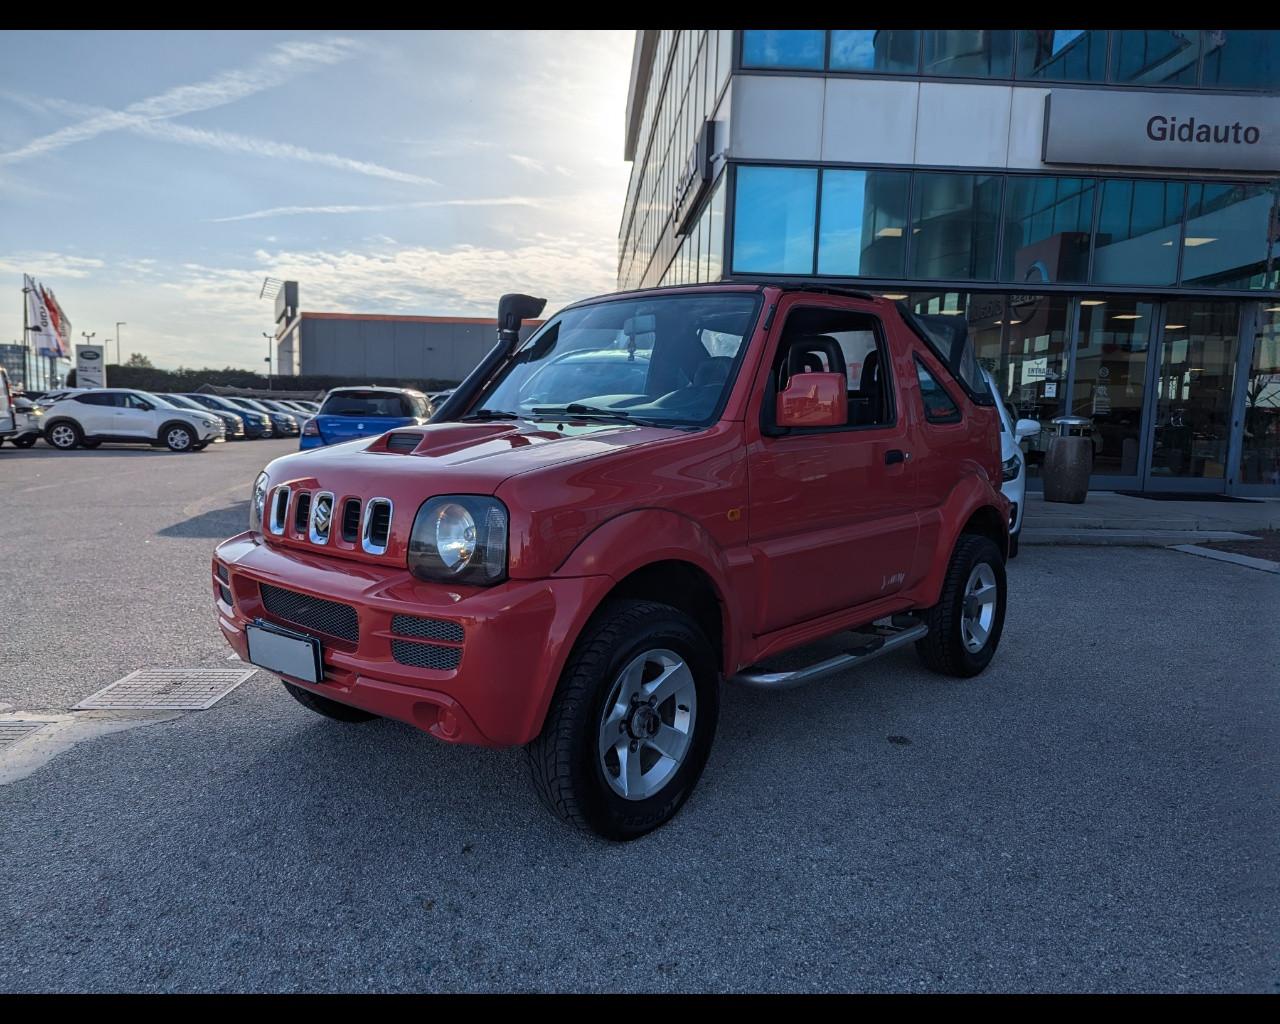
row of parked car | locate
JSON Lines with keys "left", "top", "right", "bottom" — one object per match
{"left": 0, "top": 368, "right": 455, "bottom": 455}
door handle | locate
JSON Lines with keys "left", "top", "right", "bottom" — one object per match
{"left": 885, "top": 449, "right": 909, "bottom": 465}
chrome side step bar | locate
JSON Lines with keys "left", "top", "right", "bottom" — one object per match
{"left": 729, "top": 620, "right": 929, "bottom": 691}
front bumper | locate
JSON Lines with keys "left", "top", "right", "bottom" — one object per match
{"left": 212, "top": 532, "right": 613, "bottom": 747}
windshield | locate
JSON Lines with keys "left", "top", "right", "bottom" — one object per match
{"left": 468, "top": 292, "right": 761, "bottom": 427}
{"left": 161, "top": 394, "right": 198, "bottom": 410}
{"left": 318, "top": 391, "right": 417, "bottom": 417}
{"left": 139, "top": 391, "right": 179, "bottom": 409}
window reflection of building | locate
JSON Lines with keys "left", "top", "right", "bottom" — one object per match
{"left": 1241, "top": 307, "right": 1280, "bottom": 485}
{"left": 1073, "top": 300, "right": 1154, "bottom": 478}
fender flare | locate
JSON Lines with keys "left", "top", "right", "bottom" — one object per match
{"left": 157, "top": 419, "right": 197, "bottom": 442}
{"left": 911, "top": 473, "right": 1010, "bottom": 608}
{"left": 553, "top": 507, "right": 749, "bottom": 672}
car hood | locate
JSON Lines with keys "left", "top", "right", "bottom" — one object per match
{"left": 258, "top": 419, "right": 683, "bottom": 568}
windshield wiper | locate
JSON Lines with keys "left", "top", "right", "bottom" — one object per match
{"left": 461, "top": 409, "right": 521, "bottom": 421}
{"left": 529, "top": 404, "right": 637, "bottom": 421}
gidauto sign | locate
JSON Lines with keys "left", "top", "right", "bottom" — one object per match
{"left": 1043, "top": 89, "right": 1279, "bottom": 173}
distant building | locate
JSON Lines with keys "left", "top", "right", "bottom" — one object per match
{"left": 275, "top": 312, "right": 540, "bottom": 383}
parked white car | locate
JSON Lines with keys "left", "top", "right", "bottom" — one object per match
{"left": 983, "top": 369, "right": 1039, "bottom": 557}
{"left": 42, "top": 388, "right": 220, "bottom": 452}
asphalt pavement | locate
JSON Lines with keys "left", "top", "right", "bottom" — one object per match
{"left": 0, "top": 438, "right": 1277, "bottom": 992}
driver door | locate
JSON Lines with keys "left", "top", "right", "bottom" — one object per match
{"left": 746, "top": 297, "right": 919, "bottom": 635}
{"left": 113, "top": 392, "right": 158, "bottom": 437}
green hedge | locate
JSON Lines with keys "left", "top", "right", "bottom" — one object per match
{"left": 65, "top": 365, "right": 460, "bottom": 394}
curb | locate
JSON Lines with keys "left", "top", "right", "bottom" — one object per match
{"left": 1169, "top": 544, "right": 1280, "bottom": 574}
{"left": 1020, "top": 528, "right": 1259, "bottom": 547}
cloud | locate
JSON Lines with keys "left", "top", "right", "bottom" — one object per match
{"left": 509, "top": 154, "right": 546, "bottom": 174}
{"left": 207, "top": 196, "right": 548, "bottom": 222}
{"left": 0, "top": 252, "right": 105, "bottom": 279}
{"left": 0, "top": 36, "right": 363, "bottom": 166}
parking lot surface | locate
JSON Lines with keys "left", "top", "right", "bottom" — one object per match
{"left": 1, "top": 440, "right": 1277, "bottom": 992}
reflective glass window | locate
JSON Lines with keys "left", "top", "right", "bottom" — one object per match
{"left": 828, "top": 30, "right": 920, "bottom": 72}
{"left": 1200, "top": 30, "right": 1280, "bottom": 90}
{"left": 817, "top": 169, "right": 910, "bottom": 277}
{"left": 1000, "top": 176, "right": 1095, "bottom": 284}
{"left": 1109, "top": 30, "right": 1199, "bottom": 86}
{"left": 922, "top": 30, "right": 1014, "bottom": 78}
{"left": 1015, "top": 30, "right": 1107, "bottom": 81}
{"left": 910, "top": 173, "right": 1001, "bottom": 280}
{"left": 741, "top": 30, "right": 825, "bottom": 70}
{"left": 732, "top": 165, "right": 818, "bottom": 274}
{"left": 1181, "top": 183, "right": 1280, "bottom": 291}
{"left": 1092, "top": 179, "right": 1185, "bottom": 286}
{"left": 1240, "top": 306, "right": 1280, "bottom": 486}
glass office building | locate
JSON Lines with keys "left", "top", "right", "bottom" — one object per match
{"left": 619, "top": 30, "right": 1280, "bottom": 494}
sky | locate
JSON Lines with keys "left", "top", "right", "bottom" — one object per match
{"left": 0, "top": 30, "right": 635, "bottom": 370}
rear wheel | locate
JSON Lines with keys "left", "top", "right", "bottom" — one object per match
{"left": 46, "top": 421, "right": 81, "bottom": 450}
{"left": 81, "top": 439, "right": 101, "bottom": 449}
{"left": 282, "top": 681, "right": 378, "bottom": 722}
{"left": 915, "top": 534, "right": 1007, "bottom": 678}
{"left": 526, "top": 599, "right": 719, "bottom": 841}
{"left": 12, "top": 436, "right": 36, "bottom": 448}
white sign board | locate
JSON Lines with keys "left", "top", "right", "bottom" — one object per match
{"left": 76, "top": 344, "right": 106, "bottom": 388}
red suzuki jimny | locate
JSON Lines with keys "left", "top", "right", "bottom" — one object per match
{"left": 213, "top": 283, "right": 1010, "bottom": 840}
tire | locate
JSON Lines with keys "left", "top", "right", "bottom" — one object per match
{"left": 915, "top": 534, "right": 1007, "bottom": 678}
{"left": 526, "top": 599, "right": 719, "bottom": 841}
{"left": 81, "top": 439, "right": 101, "bottom": 449}
{"left": 192, "top": 441, "right": 208, "bottom": 451}
{"left": 12, "top": 436, "right": 36, "bottom": 448}
{"left": 163, "top": 424, "right": 195, "bottom": 452}
{"left": 46, "top": 420, "right": 82, "bottom": 450}
{"left": 281, "top": 681, "right": 378, "bottom": 722}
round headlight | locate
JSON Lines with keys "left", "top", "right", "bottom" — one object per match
{"left": 250, "top": 472, "right": 269, "bottom": 532}
{"left": 435, "top": 502, "right": 477, "bottom": 572}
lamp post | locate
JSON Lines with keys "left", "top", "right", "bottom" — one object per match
{"left": 262, "top": 332, "right": 274, "bottom": 390}
{"left": 115, "top": 322, "right": 126, "bottom": 365}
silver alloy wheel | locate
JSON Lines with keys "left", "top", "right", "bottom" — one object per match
{"left": 960, "top": 562, "right": 998, "bottom": 653}
{"left": 598, "top": 647, "right": 697, "bottom": 801}
{"left": 167, "top": 427, "right": 191, "bottom": 450}
{"left": 50, "top": 424, "right": 76, "bottom": 448}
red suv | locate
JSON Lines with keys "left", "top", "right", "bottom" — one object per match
{"left": 213, "top": 284, "right": 1009, "bottom": 839}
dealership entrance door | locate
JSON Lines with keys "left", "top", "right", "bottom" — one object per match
{"left": 1072, "top": 298, "right": 1244, "bottom": 493}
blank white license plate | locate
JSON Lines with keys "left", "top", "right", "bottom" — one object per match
{"left": 246, "top": 622, "right": 323, "bottom": 683}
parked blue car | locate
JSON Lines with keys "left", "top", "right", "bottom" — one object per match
{"left": 300, "top": 386, "right": 432, "bottom": 450}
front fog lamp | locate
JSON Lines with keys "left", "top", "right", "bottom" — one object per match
{"left": 1001, "top": 454, "right": 1020, "bottom": 482}
{"left": 408, "top": 496, "right": 508, "bottom": 586}
{"left": 250, "top": 472, "right": 269, "bottom": 533}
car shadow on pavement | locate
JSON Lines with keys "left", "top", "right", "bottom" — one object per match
{"left": 158, "top": 501, "right": 250, "bottom": 538}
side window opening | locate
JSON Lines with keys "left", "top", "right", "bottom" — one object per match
{"left": 915, "top": 357, "right": 962, "bottom": 424}
{"left": 772, "top": 307, "right": 894, "bottom": 428}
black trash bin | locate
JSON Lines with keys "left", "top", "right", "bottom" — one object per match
{"left": 1043, "top": 416, "right": 1092, "bottom": 504}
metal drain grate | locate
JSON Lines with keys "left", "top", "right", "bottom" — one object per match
{"left": 73, "top": 668, "right": 256, "bottom": 710}
{"left": 0, "top": 721, "right": 53, "bottom": 749}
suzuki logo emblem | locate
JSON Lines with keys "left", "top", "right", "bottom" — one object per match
{"left": 313, "top": 496, "right": 332, "bottom": 537}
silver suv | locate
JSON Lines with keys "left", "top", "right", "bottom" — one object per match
{"left": 42, "top": 388, "right": 220, "bottom": 452}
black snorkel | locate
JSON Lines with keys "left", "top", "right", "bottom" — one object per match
{"left": 431, "top": 292, "right": 547, "bottom": 422}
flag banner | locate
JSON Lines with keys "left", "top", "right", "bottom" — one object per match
{"left": 43, "top": 284, "right": 70, "bottom": 355}
{"left": 24, "top": 275, "right": 55, "bottom": 355}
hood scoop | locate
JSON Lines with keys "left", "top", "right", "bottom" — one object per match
{"left": 370, "top": 422, "right": 563, "bottom": 459}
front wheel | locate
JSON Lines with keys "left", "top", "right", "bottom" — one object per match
{"left": 915, "top": 534, "right": 1007, "bottom": 678}
{"left": 164, "top": 424, "right": 195, "bottom": 451}
{"left": 526, "top": 599, "right": 719, "bottom": 841}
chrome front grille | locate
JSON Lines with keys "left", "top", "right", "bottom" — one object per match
{"left": 293, "top": 492, "right": 311, "bottom": 534}
{"left": 341, "top": 499, "right": 361, "bottom": 543}
{"left": 259, "top": 583, "right": 358, "bottom": 643}
{"left": 309, "top": 491, "right": 335, "bottom": 545}
{"left": 362, "top": 498, "right": 393, "bottom": 554}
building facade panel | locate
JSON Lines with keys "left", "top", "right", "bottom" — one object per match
{"left": 618, "top": 29, "right": 1280, "bottom": 495}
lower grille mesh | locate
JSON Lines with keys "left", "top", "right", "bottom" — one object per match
{"left": 391, "top": 614, "right": 464, "bottom": 643}
{"left": 391, "top": 639, "right": 462, "bottom": 671}
{"left": 259, "top": 583, "right": 358, "bottom": 643}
